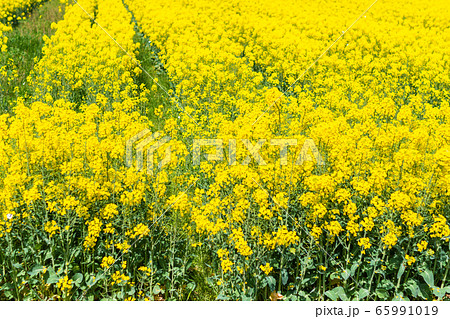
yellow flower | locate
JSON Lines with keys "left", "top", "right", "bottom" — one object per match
{"left": 57, "top": 276, "right": 73, "bottom": 292}
{"left": 221, "top": 259, "right": 234, "bottom": 274}
{"left": 101, "top": 256, "right": 115, "bottom": 269}
{"left": 217, "top": 248, "right": 229, "bottom": 259}
{"left": 260, "top": 263, "right": 273, "bottom": 275}
{"left": 44, "top": 220, "right": 60, "bottom": 238}
{"left": 405, "top": 254, "right": 416, "bottom": 266}
{"left": 358, "top": 237, "right": 371, "bottom": 254}
{"left": 111, "top": 271, "right": 130, "bottom": 286}
{"left": 417, "top": 240, "right": 428, "bottom": 252}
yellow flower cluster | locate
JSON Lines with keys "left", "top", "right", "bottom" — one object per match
{"left": 260, "top": 263, "right": 273, "bottom": 276}
{"left": 101, "top": 204, "right": 118, "bottom": 220}
{"left": 217, "top": 248, "right": 234, "bottom": 274}
{"left": 29, "top": 0, "right": 144, "bottom": 110}
{"left": 417, "top": 240, "right": 428, "bottom": 252}
{"left": 83, "top": 218, "right": 102, "bottom": 250}
{"left": 44, "top": 220, "right": 60, "bottom": 238}
{"left": 123, "top": 0, "right": 450, "bottom": 298}
{"left": 101, "top": 256, "right": 115, "bottom": 269}
{"left": 129, "top": 223, "right": 150, "bottom": 239}
{"left": 263, "top": 225, "right": 299, "bottom": 250}
{"left": 358, "top": 237, "right": 371, "bottom": 255}
{"left": 57, "top": 275, "right": 73, "bottom": 292}
{"left": 1, "top": 0, "right": 450, "bottom": 300}
{"left": 0, "top": 0, "right": 46, "bottom": 21}
{"left": 111, "top": 271, "right": 130, "bottom": 286}
{"left": 138, "top": 266, "right": 152, "bottom": 276}
{"left": 0, "top": 22, "right": 11, "bottom": 52}
{"left": 230, "top": 228, "right": 253, "bottom": 256}
{"left": 429, "top": 215, "right": 450, "bottom": 239}
{"left": 405, "top": 254, "right": 416, "bottom": 266}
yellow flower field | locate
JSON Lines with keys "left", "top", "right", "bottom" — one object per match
{"left": 0, "top": 0, "right": 449, "bottom": 300}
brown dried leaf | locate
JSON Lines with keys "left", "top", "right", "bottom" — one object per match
{"left": 269, "top": 291, "right": 284, "bottom": 301}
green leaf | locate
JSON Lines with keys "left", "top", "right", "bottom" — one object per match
{"left": 55, "top": 266, "right": 64, "bottom": 275}
{"left": 404, "top": 279, "right": 420, "bottom": 298}
{"left": 330, "top": 272, "right": 341, "bottom": 280}
{"left": 127, "top": 286, "right": 136, "bottom": 296}
{"left": 392, "top": 292, "right": 405, "bottom": 301}
{"left": 186, "top": 282, "right": 196, "bottom": 292}
{"left": 185, "top": 257, "right": 194, "bottom": 271}
{"left": 85, "top": 274, "right": 97, "bottom": 287}
{"left": 325, "top": 286, "right": 347, "bottom": 301}
{"left": 420, "top": 268, "right": 434, "bottom": 287}
{"left": 379, "top": 279, "right": 395, "bottom": 290}
{"left": 341, "top": 268, "right": 351, "bottom": 281}
{"left": 376, "top": 288, "right": 389, "bottom": 300}
{"left": 72, "top": 273, "right": 83, "bottom": 286}
{"left": 0, "top": 283, "right": 13, "bottom": 291}
{"left": 281, "top": 269, "right": 288, "bottom": 286}
{"left": 432, "top": 286, "right": 446, "bottom": 299}
{"left": 418, "top": 282, "right": 433, "bottom": 300}
{"left": 44, "top": 250, "right": 52, "bottom": 261}
{"left": 325, "top": 289, "right": 338, "bottom": 301}
{"left": 12, "top": 263, "right": 22, "bottom": 269}
{"left": 350, "top": 263, "right": 359, "bottom": 276}
{"left": 266, "top": 276, "right": 276, "bottom": 291}
{"left": 3, "top": 289, "right": 13, "bottom": 299}
{"left": 28, "top": 264, "right": 44, "bottom": 277}
{"left": 397, "top": 262, "right": 405, "bottom": 280}
{"left": 358, "top": 288, "right": 370, "bottom": 300}
{"left": 46, "top": 267, "right": 60, "bottom": 284}
{"left": 337, "top": 287, "right": 348, "bottom": 301}
{"left": 153, "top": 284, "right": 161, "bottom": 295}
{"left": 217, "top": 294, "right": 230, "bottom": 300}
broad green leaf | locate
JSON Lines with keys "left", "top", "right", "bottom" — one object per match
{"left": 392, "top": 293, "right": 405, "bottom": 301}
{"left": 72, "top": 273, "right": 83, "bottom": 286}
{"left": 358, "top": 288, "right": 370, "bottom": 300}
{"left": 350, "top": 263, "right": 359, "bottom": 276}
{"left": 432, "top": 286, "right": 446, "bottom": 299}
{"left": 325, "top": 289, "right": 338, "bottom": 301}
{"left": 420, "top": 268, "right": 434, "bottom": 287}
{"left": 28, "top": 264, "right": 44, "bottom": 277}
{"left": 266, "top": 276, "right": 276, "bottom": 291}
{"left": 379, "top": 279, "right": 395, "bottom": 290}
{"left": 341, "top": 268, "right": 351, "bottom": 280}
{"left": 186, "top": 282, "right": 196, "bottom": 292}
{"left": 217, "top": 294, "right": 230, "bottom": 300}
{"left": 325, "top": 286, "right": 347, "bottom": 301}
{"left": 418, "top": 282, "right": 433, "bottom": 300}
{"left": 46, "top": 266, "right": 60, "bottom": 285}
{"left": 153, "top": 284, "right": 161, "bottom": 295}
{"left": 397, "top": 262, "right": 405, "bottom": 280}
{"left": 12, "top": 263, "right": 22, "bottom": 269}
{"left": 281, "top": 269, "right": 288, "bottom": 286}
{"left": 127, "top": 286, "right": 136, "bottom": 296}
{"left": 404, "top": 279, "right": 420, "bottom": 298}
{"left": 376, "top": 288, "right": 389, "bottom": 300}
